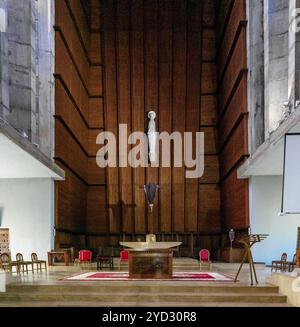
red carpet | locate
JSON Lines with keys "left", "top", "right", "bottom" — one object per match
{"left": 64, "top": 271, "right": 235, "bottom": 282}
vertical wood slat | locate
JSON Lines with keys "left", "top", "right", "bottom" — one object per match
{"left": 185, "top": 0, "right": 202, "bottom": 232}
{"left": 131, "top": 0, "right": 146, "bottom": 233}
{"left": 102, "top": 0, "right": 120, "bottom": 233}
{"left": 158, "top": 0, "right": 173, "bottom": 233}
{"left": 144, "top": 0, "right": 159, "bottom": 233}
{"left": 172, "top": 0, "right": 187, "bottom": 233}
{"left": 116, "top": 0, "right": 134, "bottom": 233}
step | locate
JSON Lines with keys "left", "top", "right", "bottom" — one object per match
{"left": 0, "top": 301, "right": 291, "bottom": 307}
{"left": 0, "top": 292, "right": 287, "bottom": 303}
{"left": 6, "top": 284, "right": 280, "bottom": 295}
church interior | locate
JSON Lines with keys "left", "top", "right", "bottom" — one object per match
{"left": 0, "top": 0, "right": 300, "bottom": 308}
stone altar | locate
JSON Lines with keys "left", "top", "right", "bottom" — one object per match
{"left": 120, "top": 241, "right": 182, "bottom": 279}
{"left": 120, "top": 241, "right": 182, "bottom": 251}
{"left": 128, "top": 249, "right": 173, "bottom": 279}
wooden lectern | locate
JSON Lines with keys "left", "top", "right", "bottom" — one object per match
{"left": 234, "top": 234, "right": 269, "bottom": 286}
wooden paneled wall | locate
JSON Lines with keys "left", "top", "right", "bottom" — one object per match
{"left": 54, "top": 0, "right": 250, "bottom": 250}
{"left": 100, "top": 0, "right": 221, "bottom": 243}
{"left": 54, "top": 0, "right": 105, "bottom": 248}
{"left": 216, "top": 0, "right": 249, "bottom": 231}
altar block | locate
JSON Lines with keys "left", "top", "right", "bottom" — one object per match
{"left": 128, "top": 250, "right": 173, "bottom": 279}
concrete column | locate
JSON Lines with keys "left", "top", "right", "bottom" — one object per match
{"left": 264, "top": 0, "right": 289, "bottom": 136}
{"left": 35, "top": 0, "right": 55, "bottom": 158}
{"left": 247, "top": 0, "right": 265, "bottom": 153}
{"left": 0, "top": 0, "right": 9, "bottom": 122}
{"left": 7, "top": 0, "right": 37, "bottom": 140}
{"left": 287, "top": 0, "right": 300, "bottom": 113}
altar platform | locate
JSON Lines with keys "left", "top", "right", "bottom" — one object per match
{"left": 0, "top": 261, "right": 290, "bottom": 307}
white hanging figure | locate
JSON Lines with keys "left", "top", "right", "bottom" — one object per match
{"left": 147, "top": 111, "right": 157, "bottom": 163}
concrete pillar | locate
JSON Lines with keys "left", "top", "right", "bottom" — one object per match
{"left": 0, "top": 0, "right": 9, "bottom": 122}
{"left": 7, "top": 0, "right": 37, "bottom": 140}
{"left": 247, "top": 0, "right": 265, "bottom": 153}
{"left": 3, "top": 0, "right": 54, "bottom": 158}
{"left": 35, "top": 0, "right": 55, "bottom": 158}
{"left": 264, "top": 0, "right": 289, "bottom": 135}
{"left": 287, "top": 0, "right": 300, "bottom": 113}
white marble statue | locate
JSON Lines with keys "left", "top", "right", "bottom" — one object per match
{"left": 147, "top": 111, "right": 157, "bottom": 163}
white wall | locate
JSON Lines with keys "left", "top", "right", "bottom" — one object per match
{"left": 0, "top": 178, "right": 54, "bottom": 261}
{"left": 250, "top": 176, "right": 300, "bottom": 265}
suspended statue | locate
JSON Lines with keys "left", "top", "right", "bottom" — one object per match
{"left": 144, "top": 183, "right": 159, "bottom": 212}
{"left": 147, "top": 111, "right": 157, "bottom": 163}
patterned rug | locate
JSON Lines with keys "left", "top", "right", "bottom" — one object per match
{"left": 63, "top": 271, "right": 235, "bottom": 282}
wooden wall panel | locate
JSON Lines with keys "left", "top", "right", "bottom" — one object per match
{"left": 55, "top": 0, "right": 229, "bottom": 248}
{"left": 217, "top": 0, "right": 247, "bottom": 79}
{"left": 99, "top": 0, "right": 220, "bottom": 236}
{"left": 203, "top": 29, "right": 216, "bottom": 61}
{"left": 89, "top": 98, "right": 104, "bottom": 129}
{"left": 90, "top": 32, "right": 102, "bottom": 65}
{"left": 55, "top": 0, "right": 106, "bottom": 246}
{"left": 172, "top": 0, "right": 187, "bottom": 233}
{"left": 200, "top": 127, "right": 218, "bottom": 155}
{"left": 219, "top": 117, "right": 248, "bottom": 178}
{"left": 55, "top": 162, "right": 87, "bottom": 232}
{"left": 116, "top": 0, "right": 134, "bottom": 233}
{"left": 131, "top": 0, "right": 146, "bottom": 233}
{"left": 219, "top": 74, "right": 248, "bottom": 147}
{"left": 203, "top": 0, "right": 216, "bottom": 27}
{"left": 55, "top": 32, "right": 89, "bottom": 123}
{"left": 158, "top": 0, "right": 173, "bottom": 233}
{"left": 217, "top": 0, "right": 249, "bottom": 231}
{"left": 199, "top": 156, "right": 220, "bottom": 184}
{"left": 67, "top": 0, "right": 90, "bottom": 55}
{"left": 102, "top": 0, "right": 120, "bottom": 234}
{"left": 218, "top": 28, "right": 247, "bottom": 114}
{"left": 185, "top": 0, "right": 202, "bottom": 233}
{"left": 202, "top": 63, "right": 217, "bottom": 94}
{"left": 89, "top": 66, "right": 103, "bottom": 96}
{"left": 201, "top": 96, "right": 217, "bottom": 126}
{"left": 198, "top": 184, "right": 221, "bottom": 233}
{"left": 88, "top": 158, "right": 106, "bottom": 185}
{"left": 86, "top": 186, "right": 107, "bottom": 233}
{"left": 55, "top": 119, "right": 88, "bottom": 182}
{"left": 221, "top": 167, "right": 249, "bottom": 230}
{"left": 144, "top": 0, "right": 159, "bottom": 233}
{"left": 90, "top": 0, "right": 101, "bottom": 31}
{"left": 55, "top": 80, "right": 88, "bottom": 152}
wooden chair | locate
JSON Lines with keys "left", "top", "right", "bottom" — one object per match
{"left": 97, "top": 247, "right": 114, "bottom": 271}
{"left": 271, "top": 253, "right": 288, "bottom": 272}
{"left": 0, "top": 253, "right": 20, "bottom": 274}
{"left": 16, "top": 253, "right": 34, "bottom": 274}
{"left": 286, "top": 254, "right": 297, "bottom": 273}
{"left": 199, "top": 249, "right": 212, "bottom": 271}
{"left": 119, "top": 250, "right": 129, "bottom": 270}
{"left": 31, "top": 253, "right": 47, "bottom": 272}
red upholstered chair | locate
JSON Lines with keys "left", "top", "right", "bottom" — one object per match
{"left": 119, "top": 250, "right": 129, "bottom": 270}
{"left": 199, "top": 249, "right": 212, "bottom": 271}
{"left": 79, "top": 250, "right": 93, "bottom": 262}
{"left": 75, "top": 250, "right": 93, "bottom": 268}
